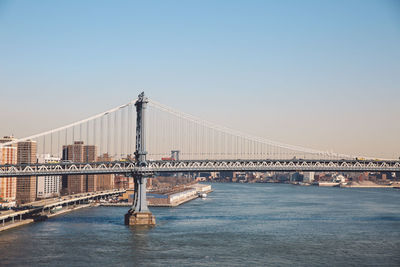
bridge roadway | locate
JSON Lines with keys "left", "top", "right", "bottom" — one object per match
{"left": 0, "top": 159, "right": 399, "bottom": 177}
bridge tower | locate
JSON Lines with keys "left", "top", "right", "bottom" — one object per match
{"left": 124, "top": 92, "right": 156, "bottom": 226}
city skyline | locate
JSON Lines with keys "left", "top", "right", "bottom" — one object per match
{"left": 1, "top": 2, "right": 399, "bottom": 266}
{"left": 1, "top": 0, "right": 399, "bottom": 158}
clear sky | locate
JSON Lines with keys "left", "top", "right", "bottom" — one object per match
{"left": 0, "top": 0, "right": 399, "bottom": 159}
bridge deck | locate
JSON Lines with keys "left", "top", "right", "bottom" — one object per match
{"left": 0, "top": 159, "right": 399, "bottom": 177}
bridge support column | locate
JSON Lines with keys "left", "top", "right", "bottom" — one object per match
{"left": 124, "top": 174, "right": 155, "bottom": 226}
{"left": 124, "top": 92, "right": 155, "bottom": 226}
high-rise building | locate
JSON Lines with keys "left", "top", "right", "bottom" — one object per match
{"left": 37, "top": 154, "right": 62, "bottom": 199}
{"left": 0, "top": 137, "right": 17, "bottom": 203}
{"left": 97, "top": 153, "right": 115, "bottom": 191}
{"left": 0, "top": 135, "right": 17, "bottom": 147}
{"left": 62, "top": 141, "right": 98, "bottom": 194}
{"left": 37, "top": 176, "right": 62, "bottom": 198}
{"left": 303, "top": 172, "right": 315, "bottom": 183}
{"left": 84, "top": 144, "right": 97, "bottom": 192}
{"left": 16, "top": 140, "right": 37, "bottom": 204}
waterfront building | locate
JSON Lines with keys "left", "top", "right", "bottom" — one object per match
{"left": 62, "top": 141, "right": 98, "bottom": 194}
{"left": 358, "top": 172, "right": 369, "bottom": 182}
{"left": 97, "top": 153, "right": 115, "bottom": 191}
{"left": 37, "top": 155, "right": 62, "bottom": 199}
{"left": 16, "top": 140, "right": 37, "bottom": 204}
{"left": 290, "top": 172, "right": 304, "bottom": 182}
{"left": 0, "top": 144, "right": 17, "bottom": 203}
{"left": 114, "top": 175, "right": 129, "bottom": 189}
{"left": 0, "top": 135, "right": 17, "bottom": 147}
{"left": 36, "top": 176, "right": 62, "bottom": 198}
{"left": 303, "top": 172, "right": 315, "bottom": 183}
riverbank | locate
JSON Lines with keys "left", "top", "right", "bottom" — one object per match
{"left": 0, "top": 189, "right": 123, "bottom": 233}
{"left": 47, "top": 203, "right": 95, "bottom": 218}
{"left": 0, "top": 204, "right": 94, "bottom": 232}
{"left": 317, "top": 181, "right": 400, "bottom": 188}
{"left": 0, "top": 185, "right": 212, "bottom": 232}
{"left": 0, "top": 203, "right": 97, "bottom": 232}
{"left": 0, "top": 219, "right": 35, "bottom": 232}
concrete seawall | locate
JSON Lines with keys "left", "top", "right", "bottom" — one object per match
{"left": 0, "top": 204, "right": 95, "bottom": 232}
{"left": 0, "top": 189, "right": 123, "bottom": 233}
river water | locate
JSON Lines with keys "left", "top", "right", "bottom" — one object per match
{"left": 0, "top": 183, "right": 399, "bottom": 266}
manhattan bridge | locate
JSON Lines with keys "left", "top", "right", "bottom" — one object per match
{"left": 1, "top": 92, "right": 399, "bottom": 224}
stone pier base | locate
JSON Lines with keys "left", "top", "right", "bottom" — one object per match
{"left": 124, "top": 210, "right": 156, "bottom": 226}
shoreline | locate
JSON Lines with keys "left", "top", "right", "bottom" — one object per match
{"left": 0, "top": 203, "right": 96, "bottom": 233}
{"left": 47, "top": 203, "right": 95, "bottom": 218}
{"left": 1, "top": 186, "right": 213, "bottom": 233}
{"left": 0, "top": 219, "right": 35, "bottom": 232}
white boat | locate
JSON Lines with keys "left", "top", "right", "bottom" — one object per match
{"left": 50, "top": 205, "right": 62, "bottom": 214}
{"left": 199, "top": 193, "right": 207, "bottom": 198}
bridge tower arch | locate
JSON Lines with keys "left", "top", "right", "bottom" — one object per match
{"left": 124, "top": 92, "right": 156, "bottom": 226}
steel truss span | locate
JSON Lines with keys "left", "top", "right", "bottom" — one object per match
{"left": 0, "top": 159, "right": 399, "bottom": 177}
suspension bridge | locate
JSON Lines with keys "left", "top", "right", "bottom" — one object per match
{"left": 1, "top": 92, "right": 399, "bottom": 225}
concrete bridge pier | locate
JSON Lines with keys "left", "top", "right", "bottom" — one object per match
{"left": 124, "top": 174, "right": 155, "bottom": 226}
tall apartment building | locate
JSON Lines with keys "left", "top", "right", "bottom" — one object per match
{"left": 37, "top": 154, "right": 62, "bottom": 199}
{"left": 37, "top": 176, "right": 62, "bottom": 198}
{"left": 16, "top": 140, "right": 37, "bottom": 204}
{"left": 303, "top": 172, "right": 315, "bottom": 183}
{"left": 62, "top": 141, "right": 98, "bottom": 194}
{"left": 0, "top": 135, "right": 17, "bottom": 146}
{"left": 97, "top": 153, "right": 115, "bottom": 191}
{"left": 0, "top": 136, "right": 18, "bottom": 204}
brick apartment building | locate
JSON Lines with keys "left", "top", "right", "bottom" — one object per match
{"left": 16, "top": 140, "right": 37, "bottom": 204}
{"left": 0, "top": 136, "right": 18, "bottom": 203}
{"left": 62, "top": 141, "right": 97, "bottom": 194}
{"left": 97, "top": 153, "right": 115, "bottom": 191}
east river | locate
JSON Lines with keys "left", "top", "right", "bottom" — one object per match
{"left": 0, "top": 183, "right": 399, "bottom": 266}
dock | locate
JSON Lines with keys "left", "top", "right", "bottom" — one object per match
{"left": 100, "top": 183, "right": 213, "bottom": 207}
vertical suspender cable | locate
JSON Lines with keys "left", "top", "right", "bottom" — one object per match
{"left": 86, "top": 121, "right": 89, "bottom": 155}
{"left": 120, "top": 107, "right": 124, "bottom": 158}
{"left": 57, "top": 131, "right": 60, "bottom": 158}
{"left": 114, "top": 111, "right": 118, "bottom": 158}
{"left": 100, "top": 115, "right": 103, "bottom": 156}
{"left": 65, "top": 129, "right": 68, "bottom": 160}
{"left": 128, "top": 104, "right": 131, "bottom": 157}
{"left": 50, "top": 133, "right": 53, "bottom": 156}
{"left": 43, "top": 135, "right": 46, "bottom": 158}
{"left": 106, "top": 113, "right": 110, "bottom": 157}
{"left": 93, "top": 118, "right": 97, "bottom": 154}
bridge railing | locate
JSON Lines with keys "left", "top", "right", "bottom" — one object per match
{"left": 0, "top": 159, "right": 399, "bottom": 177}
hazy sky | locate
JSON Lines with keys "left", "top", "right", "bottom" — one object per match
{"left": 1, "top": 0, "right": 399, "bottom": 159}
